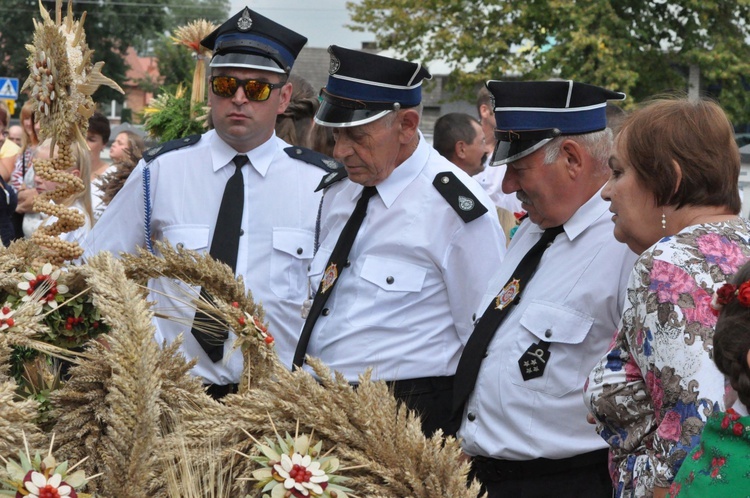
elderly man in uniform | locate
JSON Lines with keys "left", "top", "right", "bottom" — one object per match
{"left": 292, "top": 46, "right": 506, "bottom": 437}
{"left": 85, "top": 7, "right": 331, "bottom": 398}
{"left": 433, "top": 112, "right": 487, "bottom": 177}
{"left": 452, "top": 80, "right": 638, "bottom": 497}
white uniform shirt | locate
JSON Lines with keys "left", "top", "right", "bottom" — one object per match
{"left": 84, "top": 130, "right": 324, "bottom": 384}
{"left": 458, "top": 190, "right": 637, "bottom": 460}
{"left": 303, "top": 134, "right": 506, "bottom": 382}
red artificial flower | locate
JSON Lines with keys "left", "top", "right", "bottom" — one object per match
{"left": 737, "top": 282, "right": 750, "bottom": 307}
{"left": 733, "top": 422, "right": 744, "bottom": 436}
{"left": 716, "top": 283, "right": 737, "bottom": 305}
{"left": 721, "top": 415, "right": 731, "bottom": 429}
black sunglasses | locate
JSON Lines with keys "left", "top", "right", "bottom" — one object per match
{"left": 210, "top": 76, "right": 286, "bottom": 101}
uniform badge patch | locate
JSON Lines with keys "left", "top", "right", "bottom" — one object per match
{"left": 320, "top": 263, "right": 338, "bottom": 294}
{"left": 237, "top": 8, "right": 253, "bottom": 31}
{"left": 518, "top": 341, "right": 551, "bottom": 381}
{"left": 495, "top": 279, "right": 520, "bottom": 310}
{"left": 431, "top": 171, "right": 488, "bottom": 223}
{"left": 458, "top": 195, "right": 475, "bottom": 211}
{"left": 323, "top": 159, "right": 341, "bottom": 170}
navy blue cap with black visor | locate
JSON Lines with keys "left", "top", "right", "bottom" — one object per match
{"left": 315, "top": 45, "right": 432, "bottom": 128}
{"left": 487, "top": 80, "right": 626, "bottom": 166}
{"left": 200, "top": 7, "right": 307, "bottom": 74}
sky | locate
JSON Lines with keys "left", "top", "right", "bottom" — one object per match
{"left": 229, "top": 0, "right": 374, "bottom": 49}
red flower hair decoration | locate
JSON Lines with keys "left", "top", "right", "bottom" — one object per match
{"left": 710, "top": 282, "right": 750, "bottom": 316}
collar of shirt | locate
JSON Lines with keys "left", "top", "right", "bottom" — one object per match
{"left": 523, "top": 186, "right": 610, "bottom": 242}
{"left": 208, "top": 129, "right": 278, "bottom": 177}
{"left": 359, "top": 130, "right": 430, "bottom": 208}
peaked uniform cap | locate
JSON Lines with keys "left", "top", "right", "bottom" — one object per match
{"left": 487, "top": 80, "right": 625, "bottom": 166}
{"left": 200, "top": 7, "right": 307, "bottom": 74}
{"left": 315, "top": 45, "right": 432, "bottom": 128}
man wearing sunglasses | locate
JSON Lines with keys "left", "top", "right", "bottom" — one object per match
{"left": 85, "top": 8, "right": 332, "bottom": 397}
{"left": 291, "top": 46, "right": 506, "bottom": 437}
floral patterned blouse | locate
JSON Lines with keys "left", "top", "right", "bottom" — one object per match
{"left": 584, "top": 219, "right": 750, "bottom": 498}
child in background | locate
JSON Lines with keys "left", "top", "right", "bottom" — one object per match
{"left": 667, "top": 261, "right": 750, "bottom": 497}
{"left": 23, "top": 139, "right": 94, "bottom": 247}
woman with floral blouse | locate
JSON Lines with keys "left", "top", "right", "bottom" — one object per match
{"left": 584, "top": 97, "right": 750, "bottom": 498}
{"left": 666, "top": 260, "right": 750, "bottom": 497}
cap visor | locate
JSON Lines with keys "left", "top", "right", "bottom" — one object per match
{"left": 210, "top": 52, "right": 286, "bottom": 73}
{"left": 314, "top": 100, "right": 390, "bottom": 128}
{"left": 490, "top": 138, "right": 553, "bottom": 166}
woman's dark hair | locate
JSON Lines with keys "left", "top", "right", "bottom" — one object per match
{"left": 714, "top": 261, "right": 750, "bottom": 409}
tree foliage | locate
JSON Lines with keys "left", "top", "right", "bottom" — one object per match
{"left": 0, "top": 0, "right": 228, "bottom": 112}
{"left": 150, "top": 34, "right": 196, "bottom": 92}
{"left": 346, "top": 0, "right": 750, "bottom": 123}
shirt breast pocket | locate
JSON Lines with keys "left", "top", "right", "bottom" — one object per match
{"left": 270, "top": 228, "right": 315, "bottom": 300}
{"left": 506, "top": 301, "right": 594, "bottom": 397}
{"left": 162, "top": 225, "right": 210, "bottom": 252}
{"left": 346, "top": 255, "right": 427, "bottom": 328}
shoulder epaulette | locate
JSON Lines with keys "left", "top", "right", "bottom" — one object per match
{"left": 432, "top": 171, "right": 488, "bottom": 223}
{"left": 142, "top": 135, "right": 201, "bottom": 163}
{"left": 284, "top": 146, "right": 343, "bottom": 173}
{"left": 315, "top": 169, "right": 348, "bottom": 192}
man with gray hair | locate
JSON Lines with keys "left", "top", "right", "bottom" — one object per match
{"left": 453, "top": 80, "right": 637, "bottom": 497}
{"left": 293, "top": 45, "right": 506, "bottom": 437}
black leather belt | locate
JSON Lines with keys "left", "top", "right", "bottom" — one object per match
{"left": 472, "top": 448, "right": 608, "bottom": 482}
{"left": 387, "top": 375, "right": 454, "bottom": 397}
{"left": 349, "top": 375, "right": 454, "bottom": 395}
{"left": 204, "top": 383, "right": 239, "bottom": 399}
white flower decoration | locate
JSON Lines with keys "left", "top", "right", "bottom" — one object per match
{"left": 274, "top": 452, "right": 328, "bottom": 496}
{"left": 17, "top": 263, "right": 69, "bottom": 308}
{"left": 24, "top": 471, "right": 74, "bottom": 498}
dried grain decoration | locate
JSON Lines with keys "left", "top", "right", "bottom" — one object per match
{"left": 172, "top": 19, "right": 216, "bottom": 114}
{"left": 176, "top": 358, "right": 483, "bottom": 498}
{"left": 0, "top": 363, "right": 47, "bottom": 464}
{"left": 49, "top": 252, "right": 215, "bottom": 496}
{"left": 120, "top": 242, "right": 275, "bottom": 391}
{"left": 22, "top": 0, "right": 123, "bottom": 262}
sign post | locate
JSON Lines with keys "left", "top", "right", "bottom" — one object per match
{"left": 0, "top": 77, "right": 19, "bottom": 116}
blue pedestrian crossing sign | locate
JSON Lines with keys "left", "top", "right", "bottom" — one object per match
{"left": 0, "top": 78, "right": 19, "bottom": 99}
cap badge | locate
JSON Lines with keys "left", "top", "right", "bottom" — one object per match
{"left": 458, "top": 195, "right": 475, "bottom": 211}
{"left": 237, "top": 9, "right": 253, "bottom": 31}
{"left": 329, "top": 55, "right": 341, "bottom": 75}
{"left": 321, "top": 263, "right": 338, "bottom": 294}
{"left": 495, "top": 278, "right": 520, "bottom": 310}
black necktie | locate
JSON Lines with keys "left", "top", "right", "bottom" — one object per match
{"left": 452, "top": 225, "right": 565, "bottom": 416}
{"left": 292, "top": 186, "right": 378, "bottom": 369}
{"left": 191, "top": 154, "right": 248, "bottom": 362}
